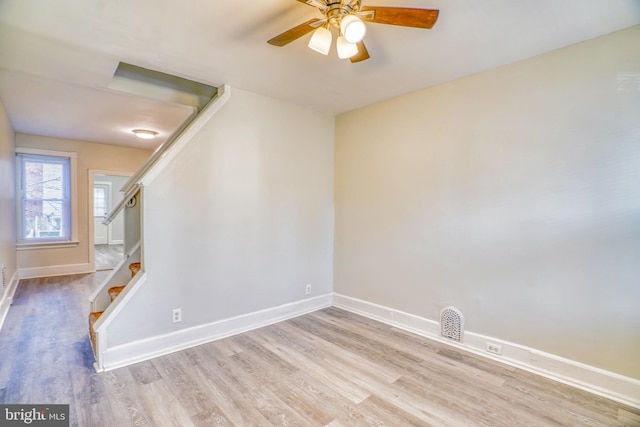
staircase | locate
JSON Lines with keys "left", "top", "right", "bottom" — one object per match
{"left": 88, "top": 85, "right": 231, "bottom": 372}
{"left": 89, "top": 262, "right": 141, "bottom": 355}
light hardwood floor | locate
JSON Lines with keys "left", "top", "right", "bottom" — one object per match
{"left": 94, "top": 244, "right": 124, "bottom": 271}
{"left": 0, "top": 273, "right": 638, "bottom": 426}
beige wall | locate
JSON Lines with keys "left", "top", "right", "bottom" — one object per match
{"left": 0, "top": 101, "right": 16, "bottom": 285}
{"left": 16, "top": 134, "right": 151, "bottom": 271}
{"left": 334, "top": 26, "right": 640, "bottom": 378}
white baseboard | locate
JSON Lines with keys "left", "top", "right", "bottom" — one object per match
{"left": 95, "top": 291, "right": 639, "bottom": 407}
{"left": 108, "top": 240, "right": 124, "bottom": 245}
{"left": 333, "top": 293, "right": 640, "bottom": 409}
{"left": 99, "top": 293, "right": 333, "bottom": 372}
{"left": 18, "top": 263, "right": 93, "bottom": 279}
{"left": 0, "top": 271, "right": 19, "bottom": 332}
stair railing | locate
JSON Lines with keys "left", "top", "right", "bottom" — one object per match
{"left": 102, "top": 84, "right": 230, "bottom": 226}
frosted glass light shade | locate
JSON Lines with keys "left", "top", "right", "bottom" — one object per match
{"left": 132, "top": 129, "right": 158, "bottom": 139}
{"left": 308, "top": 27, "right": 332, "bottom": 55}
{"left": 336, "top": 36, "right": 358, "bottom": 59}
{"left": 340, "top": 15, "right": 366, "bottom": 43}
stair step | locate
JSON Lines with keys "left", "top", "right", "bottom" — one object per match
{"left": 90, "top": 262, "right": 141, "bottom": 359}
{"left": 89, "top": 311, "right": 103, "bottom": 355}
{"left": 108, "top": 285, "right": 126, "bottom": 302}
{"left": 129, "top": 262, "right": 141, "bottom": 277}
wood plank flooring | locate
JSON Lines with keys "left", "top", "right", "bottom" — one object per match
{"left": 94, "top": 244, "right": 124, "bottom": 271}
{"left": 1, "top": 273, "right": 638, "bottom": 426}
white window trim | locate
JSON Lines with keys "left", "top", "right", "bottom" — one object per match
{"left": 16, "top": 147, "right": 79, "bottom": 250}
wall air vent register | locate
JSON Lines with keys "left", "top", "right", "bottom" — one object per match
{"left": 440, "top": 305, "right": 464, "bottom": 342}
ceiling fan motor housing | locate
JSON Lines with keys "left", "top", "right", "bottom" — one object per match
{"left": 325, "top": 0, "right": 361, "bottom": 28}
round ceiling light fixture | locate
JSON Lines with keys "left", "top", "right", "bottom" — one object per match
{"left": 132, "top": 129, "right": 158, "bottom": 139}
{"left": 340, "top": 15, "right": 366, "bottom": 43}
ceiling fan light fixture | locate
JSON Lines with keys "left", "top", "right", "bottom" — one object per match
{"left": 340, "top": 15, "right": 366, "bottom": 43}
{"left": 308, "top": 27, "right": 332, "bottom": 55}
{"left": 132, "top": 129, "right": 158, "bottom": 139}
{"left": 336, "top": 36, "right": 358, "bottom": 59}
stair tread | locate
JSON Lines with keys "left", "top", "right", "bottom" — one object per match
{"left": 108, "top": 285, "right": 126, "bottom": 302}
{"left": 129, "top": 262, "right": 141, "bottom": 277}
{"left": 89, "top": 311, "right": 104, "bottom": 324}
{"left": 90, "top": 261, "right": 141, "bottom": 359}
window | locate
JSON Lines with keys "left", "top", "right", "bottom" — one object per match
{"left": 16, "top": 148, "right": 78, "bottom": 247}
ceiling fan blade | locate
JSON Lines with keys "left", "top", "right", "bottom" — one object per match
{"left": 296, "top": 0, "right": 327, "bottom": 11}
{"left": 355, "top": 10, "right": 376, "bottom": 20}
{"left": 310, "top": 18, "right": 328, "bottom": 28}
{"left": 267, "top": 19, "right": 322, "bottom": 47}
{"left": 350, "top": 41, "right": 370, "bottom": 63}
{"left": 359, "top": 7, "right": 439, "bottom": 29}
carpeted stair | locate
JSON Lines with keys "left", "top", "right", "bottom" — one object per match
{"left": 89, "top": 262, "right": 141, "bottom": 356}
{"left": 107, "top": 286, "right": 126, "bottom": 302}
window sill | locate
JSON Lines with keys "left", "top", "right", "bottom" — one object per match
{"left": 17, "top": 241, "right": 80, "bottom": 251}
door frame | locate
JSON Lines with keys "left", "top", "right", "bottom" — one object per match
{"left": 88, "top": 170, "right": 133, "bottom": 272}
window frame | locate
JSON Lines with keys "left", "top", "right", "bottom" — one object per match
{"left": 16, "top": 147, "right": 79, "bottom": 250}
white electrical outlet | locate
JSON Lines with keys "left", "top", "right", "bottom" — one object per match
{"left": 172, "top": 308, "right": 182, "bottom": 323}
{"left": 486, "top": 342, "right": 502, "bottom": 355}
{"left": 305, "top": 284, "right": 312, "bottom": 295}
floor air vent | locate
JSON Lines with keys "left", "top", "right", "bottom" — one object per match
{"left": 440, "top": 306, "right": 464, "bottom": 342}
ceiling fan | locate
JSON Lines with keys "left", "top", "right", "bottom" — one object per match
{"left": 267, "top": 0, "right": 439, "bottom": 63}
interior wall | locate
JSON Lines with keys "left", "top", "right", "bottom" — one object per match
{"left": 0, "top": 101, "right": 16, "bottom": 286}
{"left": 108, "top": 88, "right": 335, "bottom": 345}
{"left": 16, "top": 134, "right": 151, "bottom": 271}
{"left": 334, "top": 26, "right": 640, "bottom": 379}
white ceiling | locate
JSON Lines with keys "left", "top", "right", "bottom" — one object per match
{"left": 0, "top": 0, "right": 638, "bottom": 149}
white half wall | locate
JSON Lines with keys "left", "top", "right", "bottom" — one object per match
{"left": 334, "top": 26, "right": 640, "bottom": 380}
{"left": 107, "top": 87, "right": 335, "bottom": 347}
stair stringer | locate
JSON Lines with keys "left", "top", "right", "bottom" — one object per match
{"left": 92, "top": 270, "right": 147, "bottom": 372}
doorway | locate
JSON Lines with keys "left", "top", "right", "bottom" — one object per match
{"left": 89, "top": 171, "right": 131, "bottom": 271}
